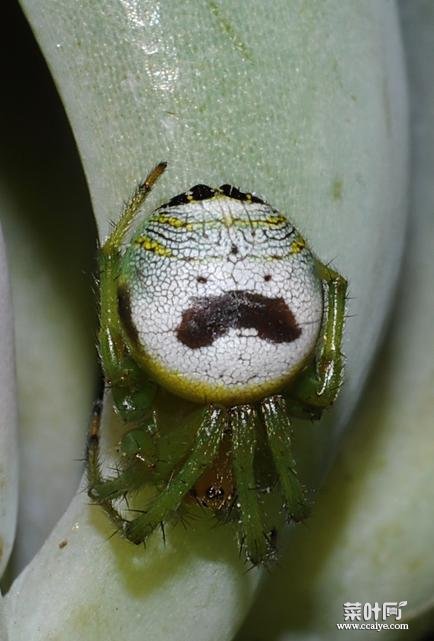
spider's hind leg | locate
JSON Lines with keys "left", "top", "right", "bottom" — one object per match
{"left": 124, "top": 406, "right": 226, "bottom": 544}
{"left": 87, "top": 411, "right": 158, "bottom": 505}
{"left": 260, "top": 395, "right": 309, "bottom": 523}
{"left": 86, "top": 397, "right": 127, "bottom": 533}
{"left": 230, "top": 405, "right": 276, "bottom": 565}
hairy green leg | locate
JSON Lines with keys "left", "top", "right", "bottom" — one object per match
{"left": 90, "top": 463, "right": 162, "bottom": 505}
{"left": 98, "top": 162, "right": 167, "bottom": 422}
{"left": 289, "top": 260, "right": 347, "bottom": 411}
{"left": 260, "top": 396, "right": 309, "bottom": 522}
{"left": 87, "top": 395, "right": 200, "bottom": 531}
{"left": 124, "top": 407, "right": 225, "bottom": 544}
{"left": 103, "top": 162, "right": 167, "bottom": 254}
{"left": 88, "top": 449, "right": 154, "bottom": 504}
{"left": 87, "top": 163, "right": 168, "bottom": 524}
{"left": 89, "top": 413, "right": 202, "bottom": 502}
{"left": 231, "top": 405, "right": 274, "bottom": 565}
{"left": 87, "top": 398, "right": 127, "bottom": 532}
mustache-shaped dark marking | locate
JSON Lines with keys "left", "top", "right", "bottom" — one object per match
{"left": 176, "top": 291, "right": 302, "bottom": 349}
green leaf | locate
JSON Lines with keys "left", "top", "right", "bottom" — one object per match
{"left": 5, "top": 1, "right": 408, "bottom": 639}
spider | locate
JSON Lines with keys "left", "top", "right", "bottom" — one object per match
{"left": 87, "top": 162, "right": 347, "bottom": 565}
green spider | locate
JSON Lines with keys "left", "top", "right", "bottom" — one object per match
{"left": 87, "top": 162, "right": 347, "bottom": 565}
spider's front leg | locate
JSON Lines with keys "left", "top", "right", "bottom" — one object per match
{"left": 87, "top": 163, "right": 167, "bottom": 515}
{"left": 259, "top": 396, "right": 309, "bottom": 524}
{"left": 86, "top": 396, "right": 127, "bottom": 531}
{"left": 288, "top": 260, "right": 347, "bottom": 414}
{"left": 98, "top": 162, "right": 167, "bottom": 423}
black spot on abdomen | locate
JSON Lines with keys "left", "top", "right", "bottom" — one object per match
{"left": 161, "top": 184, "right": 216, "bottom": 208}
{"left": 219, "top": 184, "right": 264, "bottom": 204}
{"left": 176, "top": 291, "right": 301, "bottom": 349}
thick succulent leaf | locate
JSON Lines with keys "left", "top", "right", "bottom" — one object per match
{"left": 5, "top": 444, "right": 257, "bottom": 641}
{"left": 7, "top": 1, "right": 407, "bottom": 640}
{"left": 0, "top": 595, "right": 7, "bottom": 641}
{"left": 0, "top": 5, "right": 97, "bottom": 576}
{"left": 236, "top": 2, "right": 434, "bottom": 640}
{"left": 0, "top": 227, "right": 18, "bottom": 578}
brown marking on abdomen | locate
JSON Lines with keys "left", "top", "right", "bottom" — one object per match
{"left": 176, "top": 290, "right": 301, "bottom": 349}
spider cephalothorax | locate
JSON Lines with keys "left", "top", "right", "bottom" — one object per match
{"left": 87, "top": 163, "right": 347, "bottom": 565}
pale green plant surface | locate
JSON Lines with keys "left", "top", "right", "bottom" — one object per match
{"left": 0, "top": 595, "right": 6, "bottom": 641}
{"left": 0, "top": 42, "right": 96, "bottom": 579}
{"left": 2, "top": 1, "right": 412, "bottom": 640}
{"left": 0, "top": 227, "right": 18, "bottom": 579}
{"left": 237, "top": 2, "right": 434, "bottom": 639}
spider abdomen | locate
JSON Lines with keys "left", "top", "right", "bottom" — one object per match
{"left": 119, "top": 186, "right": 323, "bottom": 405}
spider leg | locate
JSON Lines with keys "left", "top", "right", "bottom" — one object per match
{"left": 86, "top": 397, "right": 127, "bottom": 531}
{"left": 103, "top": 162, "right": 167, "bottom": 253}
{"left": 98, "top": 163, "right": 167, "bottom": 423}
{"left": 88, "top": 456, "right": 153, "bottom": 503}
{"left": 89, "top": 165, "right": 168, "bottom": 528}
{"left": 260, "top": 396, "right": 309, "bottom": 522}
{"left": 124, "top": 406, "right": 225, "bottom": 544}
{"left": 230, "top": 405, "right": 274, "bottom": 565}
{"left": 289, "top": 260, "right": 347, "bottom": 412}
{"left": 89, "top": 411, "right": 202, "bottom": 503}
